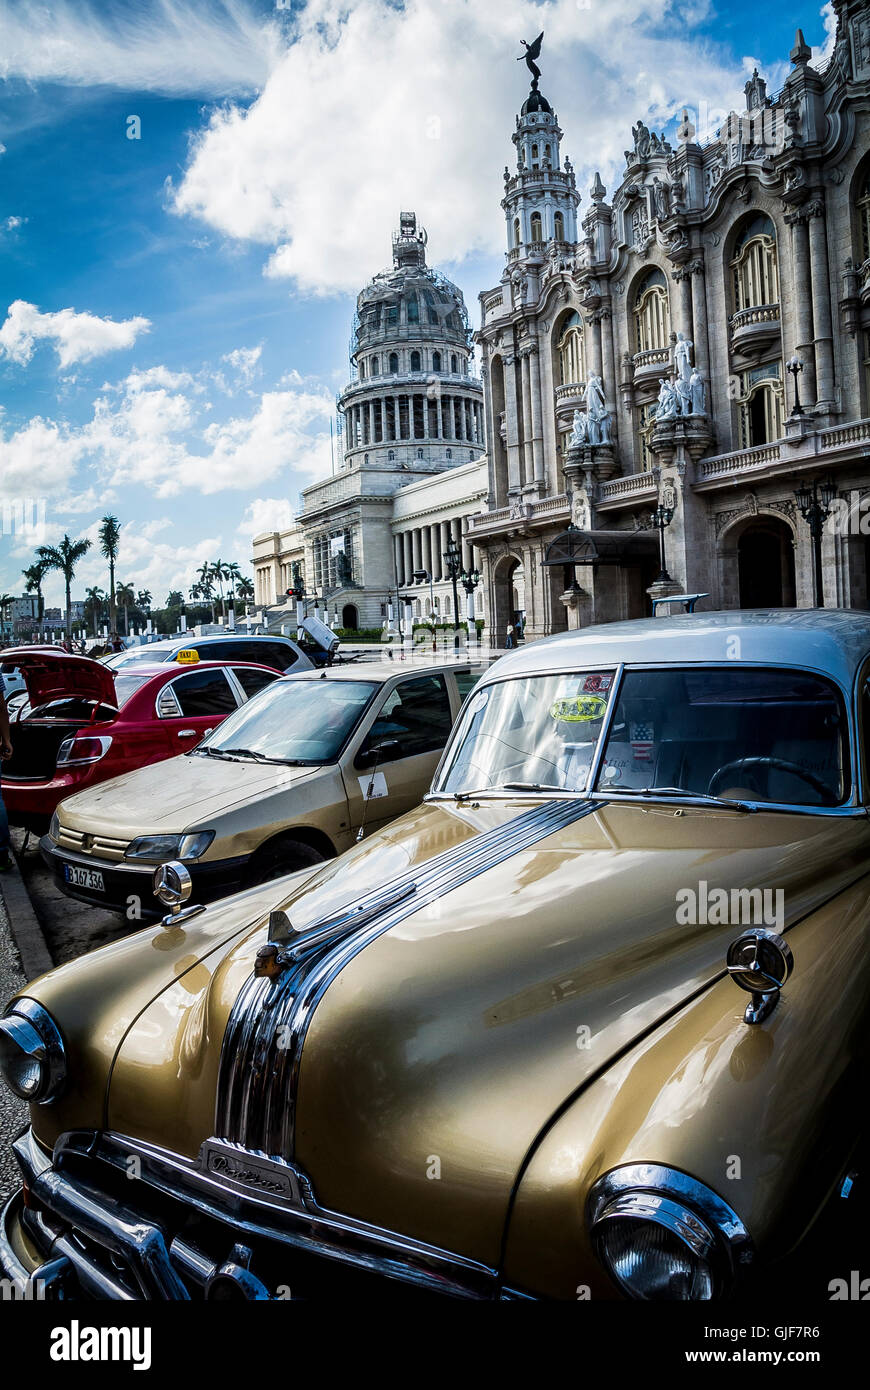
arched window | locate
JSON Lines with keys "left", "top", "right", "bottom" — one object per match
{"left": 514, "top": 218, "right": 521, "bottom": 247}
{"left": 856, "top": 169, "right": 870, "bottom": 263}
{"left": 363, "top": 453, "right": 369, "bottom": 465}
{"left": 530, "top": 211, "right": 543, "bottom": 243}
{"left": 446, "top": 448, "right": 452, "bottom": 459}
{"left": 432, "top": 350, "right": 442, "bottom": 371}
{"left": 556, "top": 310, "right": 584, "bottom": 385}
{"left": 371, "top": 356, "right": 379, "bottom": 375}
{"left": 417, "top": 447, "right": 424, "bottom": 458}
{"left": 410, "top": 350, "right": 421, "bottom": 372}
{"left": 407, "top": 294, "right": 419, "bottom": 323}
{"left": 731, "top": 214, "right": 778, "bottom": 310}
{"left": 387, "top": 449, "right": 396, "bottom": 461}
{"left": 736, "top": 365, "right": 784, "bottom": 447}
{"left": 451, "top": 353, "right": 458, "bottom": 373}
{"left": 633, "top": 268, "right": 670, "bottom": 353}
{"left": 359, "top": 361, "right": 366, "bottom": 379}
{"left": 531, "top": 143, "right": 538, "bottom": 166}
{"left": 554, "top": 211, "right": 564, "bottom": 242}
{"left": 389, "top": 352, "right": 399, "bottom": 374}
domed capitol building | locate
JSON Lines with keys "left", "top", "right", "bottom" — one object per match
{"left": 254, "top": 0, "right": 870, "bottom": 642}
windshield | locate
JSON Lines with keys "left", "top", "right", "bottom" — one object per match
{"left": 197, "top": 677, "right": 379, "bottom": 764}
{"left": 112, "top": 672, "right": 154, "bottom": 707}
{"left": 437, "top": 671, "right": 616, "bottom": 794}
{"left": 595, "top": 667, "right": 849, "bottom": 807}
{"left": 103, "top": 647, "right": 165, "bottom": 669}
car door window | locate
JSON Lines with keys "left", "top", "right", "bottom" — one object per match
{"left": 170, "top": 668, "right": 237, "bottom": 717}
{"left": 454, "top": 669, "right": 481, "bottom": 705}
{"left": 232, "top": 666, "right": 280, "bottom": 700}
{"left": 364, "top": 675, "right": 453, "bottom": 762}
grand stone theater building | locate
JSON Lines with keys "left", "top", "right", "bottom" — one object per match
{"left": 471, "top": 0, "right": 870, "bottom": 640}
{"left": 256, "top": 0, "right": 870, "bottom": 643}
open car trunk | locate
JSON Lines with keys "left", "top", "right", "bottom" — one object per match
{"left": 1, "top": 651, "right": 118, "bottom": 784}
{"left": 4, "top": 718, "right": 89, "bottom": 782}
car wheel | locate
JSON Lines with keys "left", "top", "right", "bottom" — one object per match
{"left": 246, "top": 837, "right": 325, "bottom": 887}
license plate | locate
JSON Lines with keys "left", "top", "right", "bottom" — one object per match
{"left": 63, "top": 864, "right": 105, "bottom": 892}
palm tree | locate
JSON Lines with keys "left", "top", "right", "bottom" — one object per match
{"left": 224, "top": 561, "right": 242, "bottom": 618}
{"left": 98, "top": 515, "right": 121, "bottom": 630}
{"left": 210, "top": 559, "right": 229, "bottom": 619}
{"left": 136, "top": 589, "right": 152, "bottom": 613}
{"left": 84, "top": 586, "right": 106, "bottom": 636}
{"left": 195, "top": 564, "right": 216, "bottom": 622}
{"left": 22, "top": 557, "right": 51, "bottom": 627}
{"left": 235, "top": 575, "right": 255, "bottom": 604}
{"left": 37, "top": 535, "right": 92, "bottom": 638}
{"left": 115, "top": 583, "right": 136, "bottom": 637}
{"left": 0, "top": 593, "right": 14, "bottom": 643}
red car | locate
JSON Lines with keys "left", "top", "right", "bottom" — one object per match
{"left": 0, "top": 649, "right": 280, "bottom": 832}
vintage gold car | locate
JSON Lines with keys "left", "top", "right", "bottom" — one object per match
{"left": 38, "top": 660, "right": 482, "bottom": 918}
{"left": 1, "top": 610, "right": 868, "bottom": 1301}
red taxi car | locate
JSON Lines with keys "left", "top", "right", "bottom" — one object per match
{"left": 0, "top": 649, "right": 280, "bottom": 832}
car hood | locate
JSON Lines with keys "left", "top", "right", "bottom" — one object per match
{"left": 57, "top": 753, "right": 322, "bottom": 831}
{"left": 0, "top": 648, "right": 116, "bottom": 708}
{"left": 96, "top": 798, "right": 870, "bottom": 1270}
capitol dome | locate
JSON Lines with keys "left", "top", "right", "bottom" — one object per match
{"left": 338, "top": 212, "right": 484, "bottom": 474}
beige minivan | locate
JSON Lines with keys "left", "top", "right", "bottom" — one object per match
{"left": 40, "top": 659, "right": 485, "bottom": 918}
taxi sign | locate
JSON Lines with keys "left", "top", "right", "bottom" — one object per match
{"left": 174, "top": 648, "right": 200, "bottom": 665}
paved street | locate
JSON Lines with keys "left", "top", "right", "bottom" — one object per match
{"left": 10, "top": 828, "right": 130, "bottom": 967}
{"left": 0, "top": 894, "right": 26, "bottom": 1206}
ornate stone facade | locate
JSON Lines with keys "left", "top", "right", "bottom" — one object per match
{"left": 472, "top": 0, "right": 870, "bottom": 641}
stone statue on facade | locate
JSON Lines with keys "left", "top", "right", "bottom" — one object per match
{"left": 674, "top": 330, "right": 694, "bottom": 382}
{"left": 582, "top": 372, "right": 612, "bottom": 445}
{"left": 654, "top": 377, "right": 678, "bottom": 420}
{"left": 675, "top": 375, "right": 692, "bottom": 416}
{"left": 689, "top": 367, "right": 707, "bottom": 415}
{"left": 569, "top": 409, "right": 589, "bottom": 447}
{"left": 652, "top": 177, "right": 671, "bottom": 221}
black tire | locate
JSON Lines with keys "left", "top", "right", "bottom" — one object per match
{"left": 246, "top": 836, "right": 325, "bottom": 888}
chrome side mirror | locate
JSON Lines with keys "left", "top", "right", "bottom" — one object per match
{"left": 726, "top": 928, "right": 794, "bottom": 1025}
{"left": 153, "top": 860, "right": 205, "bottom": 928}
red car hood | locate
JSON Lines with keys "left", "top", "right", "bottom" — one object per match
{"left": 0, "top": 648, "right": 117, "bottom": 708}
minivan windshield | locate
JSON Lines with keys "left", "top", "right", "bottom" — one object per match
{"left": 196, "top": 678, "right": 378, "bottom": 764}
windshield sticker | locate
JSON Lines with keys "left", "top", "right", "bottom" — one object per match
{"left": 467, "top": 689, "right": 489, "bottom": 717}
{"left": 630, "top": 722, "right": 655, "bottom": 760}
{"left": 582, "top": 673, "right": 613, "bottom": 693}
{"left": 550, "top": 694, "right": 609, "bottom": 723}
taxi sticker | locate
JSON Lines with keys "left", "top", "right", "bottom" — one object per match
{"left": 549, "top": 694, "right": 608, "bottom": 722}
{"left": 175, "top": 649, "right": 200, "bottom": 664}
{"left": 358, "top": 771, "right": 388, "bottom": 800}
{"left": 582, "top": 673, "right": 613, "bottom": 693}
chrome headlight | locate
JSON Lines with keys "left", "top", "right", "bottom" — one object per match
{"left": 126, "top": 831, "right": 214, "bottom": 863}
{"left": 587, "top": 1164, "right": 753, "bottom": 1301}
{"left": 48, "top": 810, "right": 60, "bottom": 842}
{"left": 0, "top": 999, "right": 66, "bottom": 1103}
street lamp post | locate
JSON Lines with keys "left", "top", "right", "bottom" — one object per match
{"left": 651, "top": 502, "right": 675, "bottom": 585}
{"left": 460, "top": 566, "right": 481, "bottom": 646}
{"left": 794, "top": 476, "right": 836, "bottom": 608}
{"left": 443, "top": 534, "right": 462, "bottom": 647}
{"left": 786, "top": 354, "right": 804, "bottom": 416}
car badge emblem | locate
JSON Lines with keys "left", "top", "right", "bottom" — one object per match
{"left": 81, "top": 834, "right": 94, "bottom": 852}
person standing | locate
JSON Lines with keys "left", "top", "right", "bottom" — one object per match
{"left": 0, "top": 674, "right": 13, "bottom": 872}
{"left": 505, "top": 623, "right": 515, "bottom": 650}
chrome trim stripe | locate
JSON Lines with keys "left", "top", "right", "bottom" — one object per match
{"left": 216, "top": 799, "right": 601, "bottom": 1158}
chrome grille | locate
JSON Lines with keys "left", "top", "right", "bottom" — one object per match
{"left": 216, "top": 799, "right": 600, "bottom": 1159}
{"left": 57, "top": 827, "right": 131, "bottom": 861}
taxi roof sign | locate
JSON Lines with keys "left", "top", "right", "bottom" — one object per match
{"left": 175, "top": 648, "right": 200, "bottom": 665}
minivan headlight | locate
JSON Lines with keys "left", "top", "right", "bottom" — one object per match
{"left": 0, "top": 999, "right": 66, "bottom": 1103}
{"left": 126, "top": 831, "right": 214, "bottom": 863}
{"left": 587, "top": 1164, "right": 753, "bottom": 1301}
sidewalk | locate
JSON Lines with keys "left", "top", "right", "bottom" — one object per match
{"left": 0, "top": 893, "right": 27, "bottom": 1204}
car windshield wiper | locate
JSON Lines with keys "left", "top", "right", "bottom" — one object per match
{"left": 194, "top": 746, "right": 240, "bottom": 761}
{"left": 451, "top": 781, "right": 579, "bottom": 801}
{"left": 603, "top": 786, "right": 754, "bottom": 812}
{"left": 219, "top": 747, "right": 308, "bottom": 765}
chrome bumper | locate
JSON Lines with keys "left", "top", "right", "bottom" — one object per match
{"left": 1, "top": 1128, "right": 502, "bottom": 1300}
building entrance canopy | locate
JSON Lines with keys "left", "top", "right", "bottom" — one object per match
{"left": 543, "top": 527, "right": 658, "bottom": 568}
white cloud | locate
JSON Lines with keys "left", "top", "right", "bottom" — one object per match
{"left": 0, "top": 365, "right": 334, "bottom": 505}
{"left": 221, "top": 343, "right": 262, "bottom": 385}
{"left": 2, "top": 215, "right": 25, "bottom": 232}
{"left": 0, "top": 300, "right": 151, "bottom": 368}
{"left": 237, "top": 496, "right": 297, "bottom": 541}
{"left": 0, "top": 0, "right": 281, "bottom": 96}
{"left": 171, "top": 0, "right": 760, "bottom": 296}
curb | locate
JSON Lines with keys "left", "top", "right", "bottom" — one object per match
{"left": 0, "top": 849, "right": 53, "bottom": 983}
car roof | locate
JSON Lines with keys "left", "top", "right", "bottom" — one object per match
{"left": 485, "top": 610, "right": 870, "bottom": 692}
{"left": 115, "top": 659, "right": 275, "bottom": 678}
{"left": 281, "top": 658, "right": 481, "bottom": 685}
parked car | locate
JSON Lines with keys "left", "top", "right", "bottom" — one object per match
{"left": 0, "top": 648, "right": 282, "bottom": 832}
{"left": 2, "top": 610, "right": 867, "bottom": 1302}
{"left": 40, "top": 661, "right": 484, "bottom": 916}
{"left": 101, "top": 633, "right": 318, "bottom": 674}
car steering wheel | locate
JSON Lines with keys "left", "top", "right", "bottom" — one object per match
{"left": 707, "top": 756, "right": 836, "bottom": 805}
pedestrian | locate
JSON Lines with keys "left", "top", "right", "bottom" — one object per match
{"left": 0, "top": 674, "right": 13, "bottom": 872}
{"left": 109, "top": 630, "right": 125, "bottom": 654}
{"left": 505, "top": 623, "right": 515, "bottom": 650}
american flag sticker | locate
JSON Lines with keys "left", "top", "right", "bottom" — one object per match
{"left": 630, "top": 721, "right": 654, "bottom": 761}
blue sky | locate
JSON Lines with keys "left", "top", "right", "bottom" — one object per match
{"left": 0, "top": 0, "right": 835, "bottom": 610}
